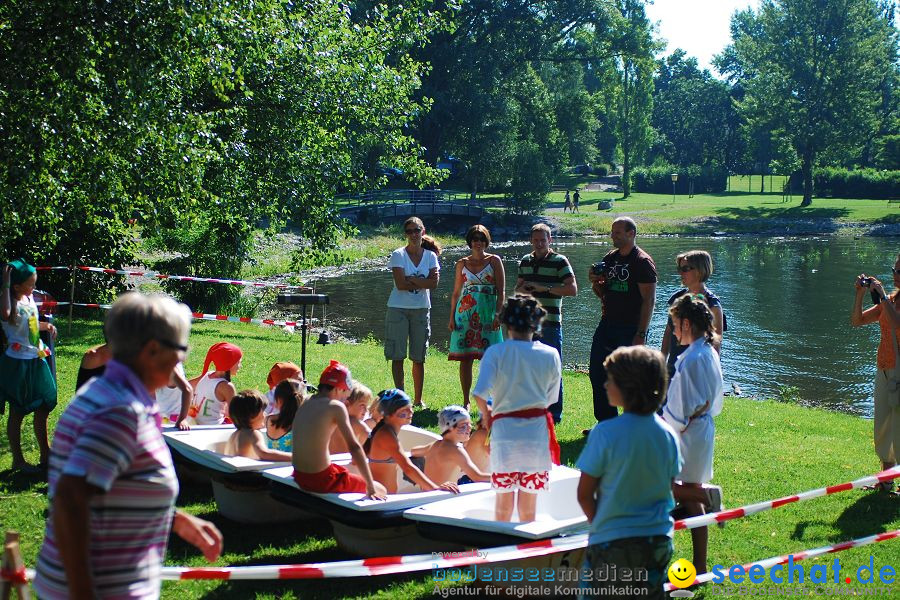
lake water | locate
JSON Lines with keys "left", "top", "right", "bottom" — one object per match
{"left": 303, "top": 236, "right": 898, "bottom": 416}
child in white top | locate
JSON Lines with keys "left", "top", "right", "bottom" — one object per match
{"left": 156, "top": 362, "right": 192, "bottom": 429}
{"left": 473, "top": 294, "right": 561, "bottom": 522}
{"left": 662, "top": 294, "right": 725, "bottom": 573}
{"left": 190, "top": 342, "right": 242, "bottom": 425}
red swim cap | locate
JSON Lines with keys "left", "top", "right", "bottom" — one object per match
{"left": 202, "top": 342, "right": 243, "bottom": 375}
{"left": 266, "top": 361, "right": 303, "bottom": 389}
{"left": 319, "top": 360, "right": 353, "bottom": 391}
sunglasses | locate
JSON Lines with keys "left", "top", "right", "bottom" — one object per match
{"left": 405, "top": 227, "right": 423, "bottom": 234}
{"left": 892, "top": 267, "right": 899, "bottom": 275}
{"left": 157, "top": 338, "right": 189, "bottom": 353}
{"left": 395, "top": 408, "right": 413, "bottom": 418}
{"left": 678, "top": 265, "right": 695, "bottom": 273}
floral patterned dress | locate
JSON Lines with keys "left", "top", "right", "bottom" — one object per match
{"left": 448, "top": 261, "right": 503, "bottom": 360}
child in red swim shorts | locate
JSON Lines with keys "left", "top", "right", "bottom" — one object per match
{"left": 291, "top": 360, "right": 386, "bottom": 498}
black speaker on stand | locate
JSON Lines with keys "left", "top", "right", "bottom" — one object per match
{"left": 276, "top": 293, "right": 329, "bottom": 377}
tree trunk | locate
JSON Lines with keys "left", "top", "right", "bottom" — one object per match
{"left": 622, "top": 153, "right": 631, "bottom": 198}
{"left": 801, "top": 148, "right": 813, "bottom": 207}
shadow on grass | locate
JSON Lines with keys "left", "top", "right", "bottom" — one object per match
{"left": 412, "top": 406, "right": 439, "bottom": 429}
{"left": 831, "top": 489, "right": 900, "bottom": 540}
{"left": 559, "top": 435, "right": 588, "bottom": 467}
{"left": 712, "top": 206, "right": 851, "bottom": 221}
{"left": 0, "top": 469, "right": 49, "bottom": 494}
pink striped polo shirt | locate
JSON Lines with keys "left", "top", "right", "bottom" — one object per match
{"left": 34, "top": 360, "right": 179, "bottom": 599}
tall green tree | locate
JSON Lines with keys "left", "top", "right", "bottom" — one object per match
{"left": 651, "top": 50, "right": 738, "bottom": 170}
{"left": 602, "top": 0, "right": 656, "bottom": 197}
{"left": 718, "top": 0, "right": 896, "bottom": 206}
{"left": 0, "top": 0, "right": 439, "bottom": 307}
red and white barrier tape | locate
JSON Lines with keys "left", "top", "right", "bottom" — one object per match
{"left": 160, "top": 535, "right": 588, "bottom": 581}
{"left": 664, "top": 529, "right": 900, "bottom": 591}
{"left": 7, "top": 529, "right": 899, "bottom": 585}
{"left": 36, "top": 265, "right": 301, "bottom": 290}
{"left": 675, "top": 466, "right": 900, "bottom": 531}
{"left": 36, "top": 302, "right": 303, "bottom": 328}
{"left": 4, "top": 470, "right": 900, "bottom": 584}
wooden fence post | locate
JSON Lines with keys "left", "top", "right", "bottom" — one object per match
{"left": 1, "top": 531, "right": 31, "bottom": 600}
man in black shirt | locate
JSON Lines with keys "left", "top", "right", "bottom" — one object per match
{"left": 584, "top": 217, "right": 657, "bottom": 433}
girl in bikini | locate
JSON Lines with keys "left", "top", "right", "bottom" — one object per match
{"left": 364, "top": 388, "right": 459, "bottom": 494}
{"left": 448, "top": 224, "right": 505, "bottom": 407}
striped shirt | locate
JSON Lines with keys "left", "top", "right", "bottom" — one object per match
{"left": 517, "top": 250, "right": 575, "bottom": 326}
{"left": 34, "top": 360, "right": 179, "bottom": 600}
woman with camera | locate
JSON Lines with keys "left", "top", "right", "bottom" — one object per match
{"left": 850, "top": 253, "right": 900, "bottom": 495}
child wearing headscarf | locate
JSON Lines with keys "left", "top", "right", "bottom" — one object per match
{"left": 190, "top": 342, "right": 243, "bottom": 425}
{"left": 472, "top": 294, "right": 561, "bottom": 522}
{"left": 1, "top": 259, "right": 58, "bottom": 472}
{"left": 264, "top": 361, "right": 303, "bottom": 416}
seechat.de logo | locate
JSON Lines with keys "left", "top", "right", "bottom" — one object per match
{"left": 667, "top": 558, "right": 697, "bottom": 598}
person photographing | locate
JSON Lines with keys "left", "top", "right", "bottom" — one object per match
{"left": 850, "top": 255, "right": 900, "bottom": 495}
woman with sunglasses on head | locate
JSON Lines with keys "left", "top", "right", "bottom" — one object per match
{"left": 661, "top": 250, "right": 725, "bottom": 379}
{"left": 850, "top": 254, "right": 900, "bottom": 496}
{"left": 448, "top": 224, "right": 505, "bottom": 408}
{"left": 385, "top": 216, "right": 442, "bottom": 408}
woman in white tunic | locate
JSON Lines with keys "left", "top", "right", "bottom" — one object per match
{"left": 662, "top": 294, "right": 724, "bottom": 573}
{"left": 473, "top": 294, "right": 561, "bottom": 522}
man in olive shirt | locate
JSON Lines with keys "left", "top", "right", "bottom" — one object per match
{"left": 585, "top": 217, "right": 657, "bottom": 433}
{"left": 515, "top": 223, "right": 578, "bottom": 423}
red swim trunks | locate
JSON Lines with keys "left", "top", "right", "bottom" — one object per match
{"left": 491, "top": 471, "right": 549, "bottom": 493}
{"left": 292, "top": 463, "right": 367, "bottom": 494}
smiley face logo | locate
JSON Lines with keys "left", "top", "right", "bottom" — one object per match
{"left": 667, "top": 558, "right": 697, "bottom": 589}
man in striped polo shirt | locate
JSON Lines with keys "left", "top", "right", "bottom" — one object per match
{"left": 515, "top": 223, "right": 577, "bottom": 423}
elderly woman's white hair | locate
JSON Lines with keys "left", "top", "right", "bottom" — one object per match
{"left": 104, "top": 293, "right": 192, "bottom": 362}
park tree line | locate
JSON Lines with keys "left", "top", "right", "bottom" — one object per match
{"left": 1, "top": 0, "right": 897, "bottom": 305}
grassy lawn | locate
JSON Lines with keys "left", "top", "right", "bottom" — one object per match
{"left": 544, "top": 191, "right": 900, "bottom": 236}
{"left": 2, "top": 318, "right": 898, "bottom": 598}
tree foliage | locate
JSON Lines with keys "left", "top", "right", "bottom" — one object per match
{"left": 1, "top": 0, "right": 440, "bottom": 306}
{"left": 717, "top": 0, "right": 897, "bottom": 206}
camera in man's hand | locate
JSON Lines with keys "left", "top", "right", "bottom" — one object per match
{"left": 591, "top": 261, "right": 607, "bottom": 276}
{"left": 860, "top": 277, "right": 874, "bottom": 287}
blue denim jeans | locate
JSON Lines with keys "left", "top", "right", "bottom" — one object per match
{"left": 536, "top": 324, "right": 563, "bottom": 423}
{"left": 589, "top": 320, "right": 637, "bottom": 423}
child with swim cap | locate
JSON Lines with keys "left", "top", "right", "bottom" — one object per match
{"left": 291, "top": 361, "right": 385, "bottom": 498}
{"left": 191, "top": 342, "right": 242, "bottom": 425}
{"left": 422, "top": 405, "right": 490, "bottom": 485}
{"left": 365, "top": 389, "right": 459, "bottom": 494}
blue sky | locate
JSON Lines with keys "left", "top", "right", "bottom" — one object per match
{"left": 645, "top": 0, "right": 761, "bottom": 74}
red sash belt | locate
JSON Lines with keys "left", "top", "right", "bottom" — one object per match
{"left": 491, "top": 408, "right": 560, "bottom": 465}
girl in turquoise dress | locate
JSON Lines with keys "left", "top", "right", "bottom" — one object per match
{"left": 448, "top": 225, "right": 505, "bottom": 407}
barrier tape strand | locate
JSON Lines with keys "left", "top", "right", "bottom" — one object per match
{"left": 36, "top": 265, "right": 301, "bottom": 290}
{"left": 664, "top": 529, "right": 900, "bottom": 591}
{"left": 36, "top": 302, "right": 304, "bottom": 329}
{"left": 675, "top": 466, "right": 900, "bottom": 530}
